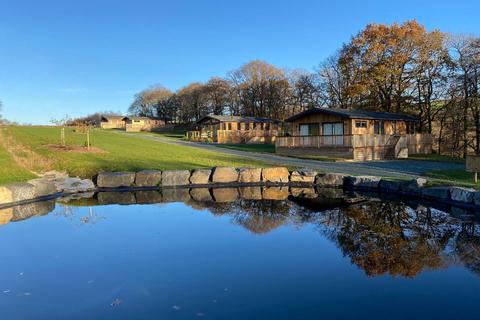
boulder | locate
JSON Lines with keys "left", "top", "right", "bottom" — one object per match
{"left": 28, "top": 178, "right": 58, "bottom": 198}
{"left": 238, "top": 187, "right": 263, "bottom": 200}
{"left": 211, "top": 167, "right": 238, "bottom": 183}
{"left": 97, "top": 172, "right": 135, "bottom": 188}
{"left": 474, "top": 192, "right": 480, "bottom": 206}
{"left": 400, "top": 177, "right": 427, "bottom": 194}
{"left": 422, "top": 187, "right": 451, "bottom": 200}
{"left": 315, "top": 173, "right": 346, "bottom": 187}
{"left": 0, "top": 183, "right": 35, "bottom": 205}
{"left": 212, "top": 188, "right": 239, "bottom": 203}
{"left": 190, "top": 169, "right": 212, "bottom": 185}
{"left": 190, "top": 188, "right": 213, "bottom": 202}
{"left": 290, "top": 169, "right": 318, "bottom": 184}
{"left": 450, "top": 187, "right": 475, "bottom": 203}
{"left": 344, "top": 176, "right": 381, "bottom": 189}
{"left": 97, "top": 192, "right": 136, "bottom": 205}
{"left": 262, "top": 186, "right": 289, "bottom": 200}
{"left": 262, "top": 167, "right": 289, "bottom": 183}
{"left": 378, "top": 179, "right": 402, "bottom": 192}
{"left": 161, "top": 170, "right": 191, "bottom": 187}
{"left": 56, "top": 178, "right": 95, "bottom": 194}
{"left": 238, "top": 168, "right": 262, "bottom": 183}
{"left": 135, "top": 170, "right": 162, "bottom": 187}
{"left": 41, "top": 170, "right": 69, "bottom": 181}
{"left": 162, "top": 188, "right": 191, "bottom": 202}
{"left": 290, "top": 187, "right": 317, "bottom": 198}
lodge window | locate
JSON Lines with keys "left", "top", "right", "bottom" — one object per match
{"left": 355, "top": 121, "right": 367, "bottom": 128}
{"left": 407, "top": 122, "right": 416, "bottom": 134}
{"left": 374, "top": 121, "right": 385, "bottom": 134}
{"left": 227, "top": 123, "right": 232, "bottom": 130}
{"left": 299, "top": 123, "right": 320, "bottom": 136}
{"left": 264, "top": 123, "right": 270, "bottom": 131}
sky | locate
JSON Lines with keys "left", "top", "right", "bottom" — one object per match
{"left": 0, "top": 0, "right": 479, "bottom": 124}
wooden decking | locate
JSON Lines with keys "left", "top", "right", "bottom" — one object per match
{"left": 275, "top": 134, "right": 432, "bottom": 160}
{"left": 187, "top": 129, "right": 279, "bottom": 144}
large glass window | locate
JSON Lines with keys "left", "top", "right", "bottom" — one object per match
{"left": 374, "top": 121, "right": 385, "bottom": 134}
{"left": 299, "top": 123, "right": 319, "bottom": 136}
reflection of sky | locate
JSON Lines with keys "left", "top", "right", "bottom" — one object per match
{"left": 0, "top": 200, "right": 479, "bottom": 319}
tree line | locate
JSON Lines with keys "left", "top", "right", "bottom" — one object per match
{"left": 130, "top": 20, "right": 479, "bottom": 156}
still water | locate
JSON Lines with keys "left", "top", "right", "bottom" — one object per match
{"left": 0, "top": 186, "right": 479, "bottom": 319}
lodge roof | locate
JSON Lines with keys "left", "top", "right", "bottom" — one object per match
{"left": 101, "top": 115, "right": 124, "bottom": 121}
{"left": 286, "top": 108, "right": 419, "bottom": 122}
{"left": 122, "top": 116, "right": 161, "bottom": 121}
{"left": 197, "top": 115, "right": 281, "bottom": 124}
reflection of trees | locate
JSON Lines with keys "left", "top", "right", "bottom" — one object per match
{"left": 454, "top": 223, "right": 480, "bottom": 276}
{"left": 315, "top": 203, "right": 459, "bottom": 278}
{"left": 228, "top": 200, "right": 291, "bottom": 234}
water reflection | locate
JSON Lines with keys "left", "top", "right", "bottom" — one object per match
{"left": 1, "top": 187, "right": 480, "bottom": 278}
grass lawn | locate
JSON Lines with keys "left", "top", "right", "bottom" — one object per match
{"left": 0, "top": 139, "right": 37, "bottom": 184}
{"left": 425, "top": 169, "right": 480, "bottom": 189}
{"left": 409, "top": 154, "right": 465, "bottom": 164}
{"left": 216, "top": 143, "right": 275, "bottom": 154}
{"left": 0, "top": 126, "right": 268, "bottom": 181}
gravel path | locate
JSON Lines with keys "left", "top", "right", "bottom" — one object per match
{"left": 125, "top": 133, "right": 463, "bottom": 179}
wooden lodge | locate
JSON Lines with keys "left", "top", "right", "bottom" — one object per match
{"left": 122, "top": 116, "right": 165, "bottom": 132}
{"left": 276, "top": 108, "right": 432, "bottom": 160}
{"left": 100, "top": 115, "right": 126, "bottom": 129}
{"left": 187, "top": 115, "right": 281, "bottom": 144}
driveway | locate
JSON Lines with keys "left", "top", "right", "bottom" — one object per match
{"left": 125, "top": 133, "right": 463, "bottom": 179}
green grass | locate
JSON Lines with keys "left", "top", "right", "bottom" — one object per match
{"left": 425, "top": 169, "right": 480, "bottom": 189}
{"left": 216, "top": 143, "right": 275, "bottom": 153}
{"left": 1, "top": 126, "right": 268, "bottom": 180}
{"left": 0, "top": 139, "right": 37, "bottom": 184}
{"left": 409, "top": 154, "right": 465, "bottom": 164}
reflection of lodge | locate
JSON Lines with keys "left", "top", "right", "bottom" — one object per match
{"left": 2, "top": 187, "right": 480, "bottom": 278}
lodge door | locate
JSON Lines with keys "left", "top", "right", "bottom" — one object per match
{"left": 323, "top": 122, "right": 344, "bottom": 145}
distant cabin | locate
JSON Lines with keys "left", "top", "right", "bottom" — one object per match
{"left": 276, "top": 108, "right": 432, "bottom": 160}
{"left": 100, "top": 115, "right": 126, "bottom": 129}
{"left": 122, "top": 116, "right": 165, "bottom": 132}
{"left": 187, "top": 115, "right": 282, "bottom": 144}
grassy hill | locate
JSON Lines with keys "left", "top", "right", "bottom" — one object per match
{"left": 0, "top": 126, "right": 267, "bottom": 182}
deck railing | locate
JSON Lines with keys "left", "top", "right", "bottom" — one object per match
{"left": 275, "top": 135, "right": 354, "bottom": 148}
{"left": 276, "top": 134, "right": 432, "bottom": 151}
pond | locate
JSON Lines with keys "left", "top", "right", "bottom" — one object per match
{"left": 1, "top": 186, "right": 480, "bottom": 319}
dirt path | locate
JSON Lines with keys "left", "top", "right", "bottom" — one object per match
{"left": 124, "top": 133, "right": 463, "bottom": 179}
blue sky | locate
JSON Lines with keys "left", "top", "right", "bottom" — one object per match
{"left": 0, "top": 0, "right": 479, "bottom": 124}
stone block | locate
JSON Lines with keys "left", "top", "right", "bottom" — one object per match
{"left": 450, "top": 187, "right": 475, "bottom": 203}
{"left": 190, "top": 169, "right": 212, "bottom": 184}
{"left": 97, "top": 172, "right": 135, "bottom": 188}
{"left": 161, "top": 170, "right": 191, "bottom": 187}
{"left": 261, "top": 167, "right": 289, "bottom": 183}
{"left": 238, "top": 168, "right": 262, "bottom": 183}
{"left": 211, "top": 167, "right": 238, "bottom": 183}
{"left": 290, "top": 169, "right": 318, "bottom": 183}
{"left": 135, "top": 170, "right": 162, "bottom": 187}
{"left": 315, "top": 173, "right": 346, "bottom": 187}
{"left": 344, "top": 176, "right": 381, "bottom": 189}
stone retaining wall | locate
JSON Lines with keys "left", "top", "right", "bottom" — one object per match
{"left": 1, "top": 167, "right": 480, "bottom": 211}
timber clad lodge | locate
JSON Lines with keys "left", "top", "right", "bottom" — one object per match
{"left": 186, "top": 108, "right": 433, "bottom": 161}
